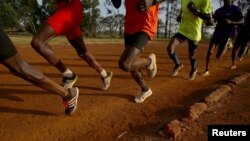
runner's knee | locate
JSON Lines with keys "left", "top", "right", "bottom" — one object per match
{"left": 78, "top": 52, "right": 93, "bottom": 63}
{"left": 167, "top": 47, "right": 173, "bottom": 55}
{"left": 74, "top": 46, "right": 87, "bottom": 56}
{"left": 78, "top": 52, "right": 87, "bottom": 59}
{"left": 118, "top": 59, "right": 131, "bottom": 72}
{"left": 216, "top": 54, "right": 221, "bottom": 59}
{"left": 31, "top": 37, "right": 43, "bottom": 50}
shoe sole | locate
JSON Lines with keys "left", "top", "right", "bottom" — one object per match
{"left": 134, "top": 90, "right": 152, "bottom": 103}
{"left": 64, "top": 75, "right": 78, "bottom": 89}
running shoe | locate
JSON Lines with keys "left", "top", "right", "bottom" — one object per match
{"left": 101, "top": 71, "right": 113, "bottom": 90}
{"left": 172, "top": 64, "right": 183, "bottom": 76}
{"left": 230, "top": 64, "right": 237, "bottom": 70}
{"left": 202, "top": 70, "right": 210, "bottom": 77}
{"left": 147, "top": 53, "right": 157, "bottom": 78}
{"left": 134, "top": 88, "right": 152, "bottom": 103}
{"left": 63, "top": 87, "right": 79, "bottom": 116}
{"left": 238, "top": 57, "right": 244, "bottom": 61}
{"left": 62, "top": 73, "right": 78, "bottom": 89}
{"left": 189, "top": 69, "right": 198, "bottom": 80}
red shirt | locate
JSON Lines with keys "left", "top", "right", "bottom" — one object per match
{"left": 124, "top": 0, "right": 159, "bottom": 40}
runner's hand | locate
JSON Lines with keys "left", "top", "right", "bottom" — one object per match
{"left": 205, "top": 16, "right": 214, "bottom": 26}
{"left": 176, "top": 14, "right": 182, "bottom": 22}
{"left": 137, "top": 0, "right": 147, "bottom": 12}
{"left": 137, "top": 0, "right": 158, "bottom": 12}
{"left": 225, "top": 19, "right": 234, "bottom": 24}
{"left": 187, "top": 1, "right": 197, "bottom": 14}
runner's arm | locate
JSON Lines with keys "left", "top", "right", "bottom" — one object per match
{"left": 137, "top": 0, "right": 165, "bottom": 12}
{"left": 176, "top": 10, "right": 182, "bottom": 22}
{"left": 187, "top": 1, "right": 212, "bottom": 22}
{"left": 226, "top": 19, "right": 244, "bottom": 25}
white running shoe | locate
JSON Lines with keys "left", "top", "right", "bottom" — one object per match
{"left": 63, "top": 87, "right": 79, "bottom": 116}
{"left": 230, "top": 64, "right": 237, "bottom": 70}
{"left": 202, "top": 70, "right": 210, "bottom": 77}
{"left": 189, "top": 69, "right": 198, "bottom": 80}
{"left": 172, "top": 64, "right": 183, "bottom": 76}
{"left": 134, "top": 88, "right": 152, "bottom": 103}
{"left": 147, "top": 53, "right": 157, "bottom": 78}
{"left": 238, "top": 57, "right": 244, "bottom": 61}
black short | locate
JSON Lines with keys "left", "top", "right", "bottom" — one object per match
{"left": 0, "top": 27, "right": 17, "bottom": 61}
{"left": 210, "top": 34, "right": 229, "bottom": 46}
{"left": 124, "top": 32, "right": 149, "bottom": 52}
{"left": 173, "top": 33, "right": 198, "bottom": 48}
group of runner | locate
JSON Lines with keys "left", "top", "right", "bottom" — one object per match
{"left": 0, "top": 0, "right": 249, "bottom": 116}
{"left": 202, "top": 0, "right": 250, "bottom": 75}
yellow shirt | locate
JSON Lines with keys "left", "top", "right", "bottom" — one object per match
{"left": 178, "top": 0, "right": 212, "bottom": 41}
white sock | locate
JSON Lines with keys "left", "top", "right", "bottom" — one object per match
{"left": 62, "top": 69, "right": 73, "bottom": 78}
{"left": 100, "top": 69, "right": 107, "bottom": 78}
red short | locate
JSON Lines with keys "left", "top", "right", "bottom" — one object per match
{"left": 46, "top": 0, "right": 83, "bottom": 40}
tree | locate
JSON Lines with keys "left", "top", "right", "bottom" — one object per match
{"left": 6, "top": 0, "right": 41, "bottom": 33}
{"left": 0, "top": 0, "right": 48, "bottom": 33}
{"left": 218, "top": 0, "right": 250, "bottom": 15}
{"left": 82, "top": 0, "right": 100, "bottom": 37}
{"left": 0, "top": 2, "right": 19, "bottom": 30}
{"left": 157, "top": 19, "right": 165, "bottom": 38}
{"left": 236, "top": 0, "right": 250, "bottom": 15}
{"left": 98, "top": 0, "right": 124, "bottom": 37}
{"left": 161, "top": 0, "right": 180, "bottom": 38}
{"left": 97, "top": 14, "right": 124, "bottom": 37}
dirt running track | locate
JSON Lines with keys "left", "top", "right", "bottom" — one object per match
{"left": 0, "top": 37, "right": 249, "bottom": 141}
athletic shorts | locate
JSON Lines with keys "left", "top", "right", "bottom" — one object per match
{"left": 0, "top": 28, "right": 17, "bottom": 61}
{"left": 210, "top": 33, "right": 230, "bottom": 47}
{"left": 46, "top": 0, "right": 83, "bottom": 40}
{"left": 173, "top": 33, "right": 199, "bottom": 48}
{"left": 124, "top": 32, "right": 149, "bottom": 52}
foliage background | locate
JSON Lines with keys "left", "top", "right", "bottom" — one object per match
{"left": 0, "top": 0, "right": 249, "bottom": 39}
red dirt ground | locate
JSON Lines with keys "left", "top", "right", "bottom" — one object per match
{"left": 0, "top": 38, "right": 249, "bottom": 141}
